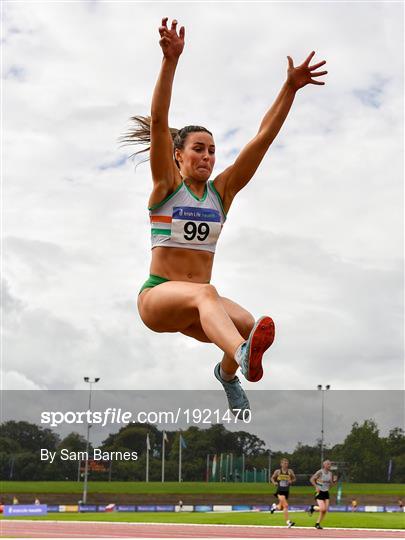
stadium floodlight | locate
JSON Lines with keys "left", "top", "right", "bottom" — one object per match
{"left": 317, "top": 384, "right": 331, "bottom": 466}
{"left": 82, "top": 377, "right": 100, "bottom": 504}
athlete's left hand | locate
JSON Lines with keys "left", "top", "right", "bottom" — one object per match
{"left": 286, "top": 51, "right": 327, "bottom": 91}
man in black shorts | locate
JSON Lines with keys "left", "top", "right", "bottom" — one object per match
{"left": 308, "top": 459, "right": 337, "bottom": 529}
{"left": 270, "top": 458, "right": 296, "bottom": 528}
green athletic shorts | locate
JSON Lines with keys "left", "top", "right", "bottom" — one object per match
{"left": 139, "top": 274, "right": 170, "bottom": 294}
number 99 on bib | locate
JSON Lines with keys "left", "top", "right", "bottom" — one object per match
{"left": 171, "top": 206, "right": 222, "bottom": 245}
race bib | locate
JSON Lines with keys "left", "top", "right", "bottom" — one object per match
{"left": 171, "top": 206, "right": 222, "bottom": 245}
{"left": 278, "top": 474, "right": 290, "bottom": 488}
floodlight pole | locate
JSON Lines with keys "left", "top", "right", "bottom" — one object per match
{"left": 242, "top": 454, "right": 245, "bottom": 483}
{"left": 317, "top": 384, "right": 330, "bottom": 466}
{"left": 268, "top": 449, "right": 272, "bottom": 483}
{"left": 82, "top": 377, "right": 100, "bottom": 504}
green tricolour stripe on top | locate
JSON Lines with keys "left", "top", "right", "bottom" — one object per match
{"left": 184, "top": 181, "right": 208, "bottom": 202}
{"left": 151, "top": 228, "right": 171, "bottom": 236}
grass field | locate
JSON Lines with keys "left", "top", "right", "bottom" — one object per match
{"left": 2, "top": 482, "right": 404, "bottom": 496}
{"left": 1, "top": 511, "right": 404, "bottom": 529}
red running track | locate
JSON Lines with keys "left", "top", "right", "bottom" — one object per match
{"left": 0, "top": 521, "right": 403, "bottom": 538}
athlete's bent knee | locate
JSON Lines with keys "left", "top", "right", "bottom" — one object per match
{"left": 197, "top": 284, "right": 219, "bottom": 301}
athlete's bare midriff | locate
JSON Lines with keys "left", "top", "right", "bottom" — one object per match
{"left": 150, "top": 245, "right": 214, "bottom": 283}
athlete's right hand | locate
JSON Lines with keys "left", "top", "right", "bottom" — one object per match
{"left": 158, "top": 18, "right": 185, "bottom": 60}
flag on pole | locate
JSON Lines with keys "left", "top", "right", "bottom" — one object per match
{"left": 161, "top": 431, "right": 168, "bottom": 482}
{"left": 178, "top": 433, "right": 187, "bottom": 482}
{"left": 146, "top": 433, "right": 151, "bottom": 482}
{"left": 180, "top": 435, "right": 187, "bottom": 449}
{"left": 219, "top": 453, "right": 223, "bottom": 481}
{"left": 242, "top": 453, "right": 245, "bottom": 483}
{"left": 212, "top": 454, "right": 217, "bottom": 479}
{"left": 387, "top": 459, "right": 393, "bottom": 482}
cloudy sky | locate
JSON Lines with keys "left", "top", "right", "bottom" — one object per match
{"left": 3, "top": 1, "right": 403, "bottom": 399}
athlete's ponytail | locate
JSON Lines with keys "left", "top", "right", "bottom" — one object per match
{"left": 120, "top": 115, "right": 212, "bottom": 167}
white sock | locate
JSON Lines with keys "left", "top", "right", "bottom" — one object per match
{"left": 234, "top": 342, "right": 246, "bottom": 365}
{"left": 220, "top": 367, "right": 235, "bottom": 381}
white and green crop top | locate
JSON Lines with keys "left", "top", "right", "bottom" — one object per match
{"left": 149, "top": 181, "right": 227, "bottom": 253}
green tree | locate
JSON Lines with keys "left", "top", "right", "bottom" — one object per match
{"left": 290, "top": 442, "right": 321, "bottom": 475}
{"left": 233, "top": 431, "right": 267, "bottom": 456}
{"left": 0, "top": 437, "right": 21, "bottom": 454}
{"left": 58, "top": 432, "right": 88, "bottom": 452}
{"left": 385, "top": 427, "right": 405, "bottom": 483}
{"left": 102, "top": 423, "right": 160, "bottom": 455}
{"left": 386, "top": 427, "right": 405, "bottom": 457}
{"left": 0, "top": 421, "right": 61, "bottom": 480}
{"left": 341, "top": 419, "right": 388, "bottom": 482}
{"left": 390, "top": 454, "right": 405, "bottom": 483}
{"left": 0, "top": 421, "right": 60, "bottom": 453}
{"left": 48, "top": 432, "right": 90, "bottom": 481}
{"left": 101, "top": 424, "right": 162, "bottom": 481}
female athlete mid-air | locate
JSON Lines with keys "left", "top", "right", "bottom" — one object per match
{"left": 125, "top": 18, "right": 327, "bottom": 416}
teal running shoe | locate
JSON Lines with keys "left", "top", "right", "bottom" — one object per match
{"left": 238, "top": 316, "right": 275, "bottom": 382}
{"left": 214, "top": 363, "right": 250, "bottom": 418}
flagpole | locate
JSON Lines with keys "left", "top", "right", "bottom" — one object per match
{"left": 219, "top": 453, "right": 223, "bottom": 482}
{"left": 268, "top": 449, "right": 272, "bottom": 483}
{"left": 178, "top": 434, "right": 182, "bottom": 482}
{"left": 212, "top": 454, "right": 217, "bottom": 481}
{"left": 230, "top": 453, "right": 233, "bottom": 481}
{"left": 387, "top": 459, "right": 393, "bottom": 482}
{"left": 161, "top": 431, "right": 165, "bottom": 482}
{"left": 242, "top": 454, "right": 245, "bottom": 482}
{"left": 146, "top": 433, "right": 150, "bottom": 483}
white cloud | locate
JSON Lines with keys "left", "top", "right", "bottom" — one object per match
{"left": 3, "top": 2, "right": 403, "bottom": 392}
{"left": 2, "top": 371, "right": 43, "bottom": 391}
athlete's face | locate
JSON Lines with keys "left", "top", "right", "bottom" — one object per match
{"left": 175, "top": 131, "right": 216, "bottom": 181}
{"left": 280, "top": 459, "right": 289, "bottom": 468}
{"left": 323, "top": 460, "right": 331, "bottom": 470}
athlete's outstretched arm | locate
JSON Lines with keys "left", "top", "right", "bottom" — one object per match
{"left": 150, "top": 18, "right": 185, "bottom": 189}
{"left": 215, "top": 52, "right": 327, "bottom": 207}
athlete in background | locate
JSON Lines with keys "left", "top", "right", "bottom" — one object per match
{"left": 270, "top": 457, "right": 296, "bottom": 528}
{"left": 308, "top": 459, "right": 337, "bottom": 529}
